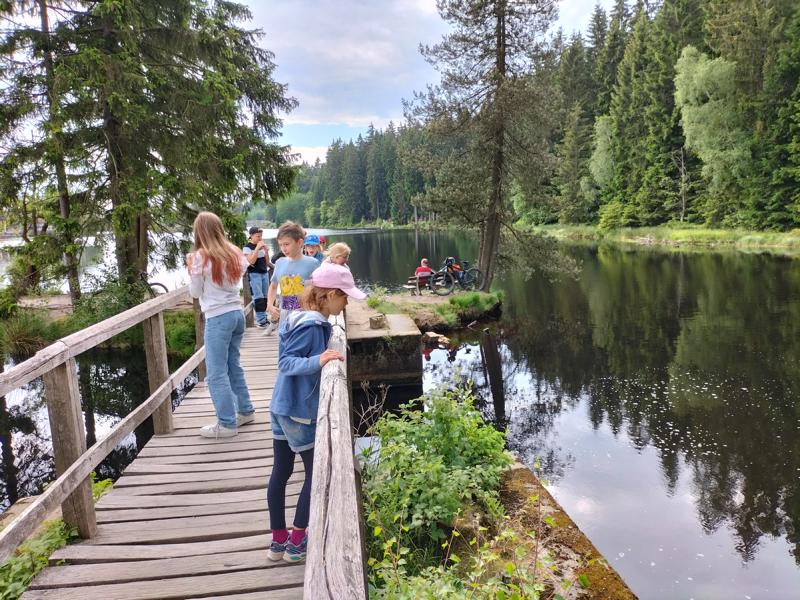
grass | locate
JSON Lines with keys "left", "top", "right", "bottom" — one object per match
{"left": 0, "top": 475, "right": 113, "bottom": 600}
{"left": 530, "top": 223, "right": 800, "bottom": 253}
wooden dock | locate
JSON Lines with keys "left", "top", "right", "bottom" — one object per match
{"left": 0, "top": 288, "right": 368, "bottom": 600}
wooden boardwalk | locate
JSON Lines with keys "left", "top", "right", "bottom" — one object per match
{"left": 21, "top": 329, "right": 305, "bottom": 599}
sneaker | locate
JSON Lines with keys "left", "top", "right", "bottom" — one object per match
{"left": 236, "top": 413, "right": 255, "bottom": 427}
{"left": 283, "top": 534, "right": 307, "bottom": 563}
{"left": 267, "top": 538, "right": 287, "bottom": 561}
{"left": 199, "top": 423, "right": 237, "bottom": 439}
{"left": 263, "top": 321, "right": 278, "bottom": 336}
{"left": 255, "top": 321, "right": 268, "bottom": 329}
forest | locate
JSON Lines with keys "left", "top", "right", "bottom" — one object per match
{"left": 261, "top": 0, "right": 800, "bottom": 233}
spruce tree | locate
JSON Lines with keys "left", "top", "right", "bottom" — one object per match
{"left": 555, "top": 102, "right": 593, "bottom": 222}
{"left": 594, "top": 0, "right": 629, "bottom": 117}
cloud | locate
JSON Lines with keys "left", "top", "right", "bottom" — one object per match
{"left": 289, "top": 145, "right": 329, "bottom": 165}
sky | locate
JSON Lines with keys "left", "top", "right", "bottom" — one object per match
{"left": 242, "top": 0, "right": 615, "bottom": 164}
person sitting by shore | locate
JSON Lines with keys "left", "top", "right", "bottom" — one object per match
{"left": 324, "top": 242, "right": 351, "bottom": 269}
{"left": 415, "top": 258, "right": 433, "bottom": 282}
{"left": 304, "top": 234, "right": 324, "bottom": 263}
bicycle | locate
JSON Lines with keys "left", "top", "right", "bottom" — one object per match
{"left": 430, "top": 258, "right": 484, "bottom": 296}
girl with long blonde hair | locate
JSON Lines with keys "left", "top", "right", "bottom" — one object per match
{"left": 187, "top": 212, "right": 254, "bottom": 438}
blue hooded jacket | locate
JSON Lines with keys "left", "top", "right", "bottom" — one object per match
{"left": 271, "top": 310, "right": 332, "bottom": 420}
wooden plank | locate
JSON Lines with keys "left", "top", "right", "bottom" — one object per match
{"left": 131, "top": 447, "right": 275, "bottom": 464}
{"left": 142, "top": 431, "right": 272, "bottom": 449}
{"left": 95, "top": 489, "right": 269, "bottom": 509}
{"left": 189, "top": 590, "right": 302, "bottom": 600}
{"left": 95, "top": 509, "right": 267, "bottom": 535}
{"left": 305, "top": 314, "right": 368, "bottom": 600}
{"left": 173, "top": 412, "right": 270, "bottom": 430}
{"left": 50, "top": 533, "right": 271, "bottom": 564}
{"left": 113, "top": 465, "right": 273, "bottom": 486}
{"left": 96, "top": 495, "right": 299, "bottom": 523}
{"left": 143, "top": 311, "right": 173, "bottom": 434}
{"left": 123, "top": 456, "right": 283, "bottom": 474}
{"left": 30, "top": 549, "right": 287, "bottom": 589}
{"left": 88, "top": 519, "right": 269, "bottom": 546}
{"left": 193, "top": 298, "right": 207, "bottom": 380}
{"left": 20, "top": 565, "right": 305, "bottom": 600}
{"left": 41, "top": 358, "right": 96, "bottom": 540}
{"left": 103, "top": 475, "right": 270, "bottom": 496}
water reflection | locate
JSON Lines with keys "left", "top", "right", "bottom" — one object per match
{"left": 417, "top": 239, "right": 800, "bottom": 597}
{"left": 0, "top": 351, "right": 194, "bottom": 511}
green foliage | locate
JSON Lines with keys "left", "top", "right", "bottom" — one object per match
{"left": 362, "top": 386, "right": 512, "bottom": 573}
{"left": 367, "top": 286, "right": 389, "bottom": 310}
{"left": 436, "top": 292, "right": 503, "bottom": 325}
{"left": 675, "top": 46, "right": 752, "bottom": 223}
{"left": 163, "top": 311, "right": 197, "bottom": 359}
{"left": 0, "top": 520, "right": 76, "bottom": 600}
{"left": 0, "top": 311, "right": 52, "bottom": 358}
{"left": 91, "top": 473, "right": 114, "bottom": 501}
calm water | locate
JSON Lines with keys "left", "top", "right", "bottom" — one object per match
{"left": 2, "top": 229, "right": 799, "bottom": 598}
{"left": 333, "top": 230, "right": 800, "bottom": 600}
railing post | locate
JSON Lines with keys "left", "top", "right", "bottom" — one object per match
{"left": 193, "top": 298, "right": 206, "bottom": 381}
{"left": 42, "top": 358, "right": 96, "bottom": 539}
{"left": 143, "top": 311, "right": 173, "bottom": 434}
{"left": 242, "top": 272, "right": 255, "bottom": 327}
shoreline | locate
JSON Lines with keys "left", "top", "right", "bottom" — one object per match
{"left": 529, "top": 224, "right": 800, "bottom": 255}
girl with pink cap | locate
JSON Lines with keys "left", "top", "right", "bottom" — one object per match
{"left": 266, "top": 262, "right": 366, "bottom": 563}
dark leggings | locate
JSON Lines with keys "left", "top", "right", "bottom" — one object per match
{"left": 267, "top": 439, "right": 314, "bottom": 530}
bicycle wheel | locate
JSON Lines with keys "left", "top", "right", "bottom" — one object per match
{"left": 463, "top": 268, "right": 484, "bottom": 291}
{"left": 147, "top": 282, "right": 169, "bottom": 297}
{"left": 430, "top": 271, "right": 454, "bottom": 296}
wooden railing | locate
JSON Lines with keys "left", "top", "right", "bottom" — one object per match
{"left": 304, "top": 313, "right": 368, "bottom": 599}
{"left": 0, "top": 286, "right": 256, "bottom": 564}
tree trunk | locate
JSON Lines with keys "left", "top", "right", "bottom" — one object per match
{"left": 0, "top": 362, "right": 19, "bottom": 506}
{"left": 102, "top": 17, "right": 148, "bottom": 288}
{"left": 478, "top": 1, "right": 507, "bottom": 291}
{"left": 39, "top": 0, "right": 81, "bottom": 304}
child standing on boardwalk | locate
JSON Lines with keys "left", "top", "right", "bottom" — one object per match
{"left": 267, "top": 221, "right": 320, "bottom": 332}
{"left": 267, "top": 263, "right": 366, "bottom": 563}
{"left": 187, "top": 212, "right": 255, "bottom": 439}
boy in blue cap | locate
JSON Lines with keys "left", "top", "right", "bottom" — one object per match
{"left": 303, "top": 234, "right": 324, "bottom": 263}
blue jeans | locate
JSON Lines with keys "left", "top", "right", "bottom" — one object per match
{"left": 205, "top": 309, "right": 253, "bottom": 429}
{"left": 248, "top": 271, "right": 269, "bottom": 325}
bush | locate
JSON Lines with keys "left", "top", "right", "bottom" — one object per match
{"left": 0, "top": 311, "right": 52, "bottom": 358}
{"left": 0, "top": 520, "right": 76, "bottom": 600}
{"left": 362, "top": 386, "right": 511, "bottom": 573}
{"left": 164, "top": 311, "right": 196, "bottom": 358}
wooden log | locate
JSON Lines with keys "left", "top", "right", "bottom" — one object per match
{"left": 0, "top": 287, "right": 190, "bottom": 397}
{"left": 304, "top": 314, "right": 368, "bottom": 600}
{"left": 0, "top": 349, "right": 204, "bottom": 564}
{"left": 41, "top": 358, "right": 96, "bottom": 540}
{"left": 193, "top": 298, "right": 206, "bottom": 380}
{"left": 143, "top": 312, "right": 173, "bottom": 434}
{"left": 242, "top": 273, "right": 255, "bottom": 327}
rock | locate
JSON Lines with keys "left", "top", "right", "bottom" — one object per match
{"left": 369, "top": 314, "right": 387, "bottom": 329}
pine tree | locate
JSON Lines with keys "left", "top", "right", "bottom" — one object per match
{"left": 53, "top": 0, "right": 296, "bottom": 285}
{"left": 555, "top": 102, "right": 593, "bottom": 222}
{"left": 604, "top": 4, "right": 652, "bottom": 225}
{"left": 559, "top": 34, "right": 591, "bottom": 114}
{"left": 415, "top": 0, "right": 560, "bottom": 288}
{"left": 594, "top": 0, "right": 629, "bottom": 116}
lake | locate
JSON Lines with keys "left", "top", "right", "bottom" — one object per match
{"left": 2, "top": 228, "right": 799, "bottom": 598}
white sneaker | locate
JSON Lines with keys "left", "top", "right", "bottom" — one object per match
{"left": 199, "top": 423, "right": 238, "bottom": 439}
{"left": 263, "top": 321, "right": 279, "bottom": 336}
{"left": 236, "top": 413, "right": 256, "bottom": 427}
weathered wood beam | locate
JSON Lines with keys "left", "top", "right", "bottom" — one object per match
{"left": 304, "top": 314, "right": 368, "bottom": 599}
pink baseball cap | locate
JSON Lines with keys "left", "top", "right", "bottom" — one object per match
{"left": 312, "top": 263, "right": 367, "bottom": 299}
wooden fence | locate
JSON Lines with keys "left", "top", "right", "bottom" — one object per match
{"left": 0, "top": 287, "right": 207, "bottom": 563}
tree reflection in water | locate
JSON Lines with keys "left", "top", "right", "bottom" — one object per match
{"left": 0, "top": 349, "right": 195, "bottom": 512}
{"left": 424, "top": 244, "right": 800, "bottom": 570}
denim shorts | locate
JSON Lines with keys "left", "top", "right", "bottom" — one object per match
{"left": 271, "top": 412, "right": 317, "bottom": 452}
